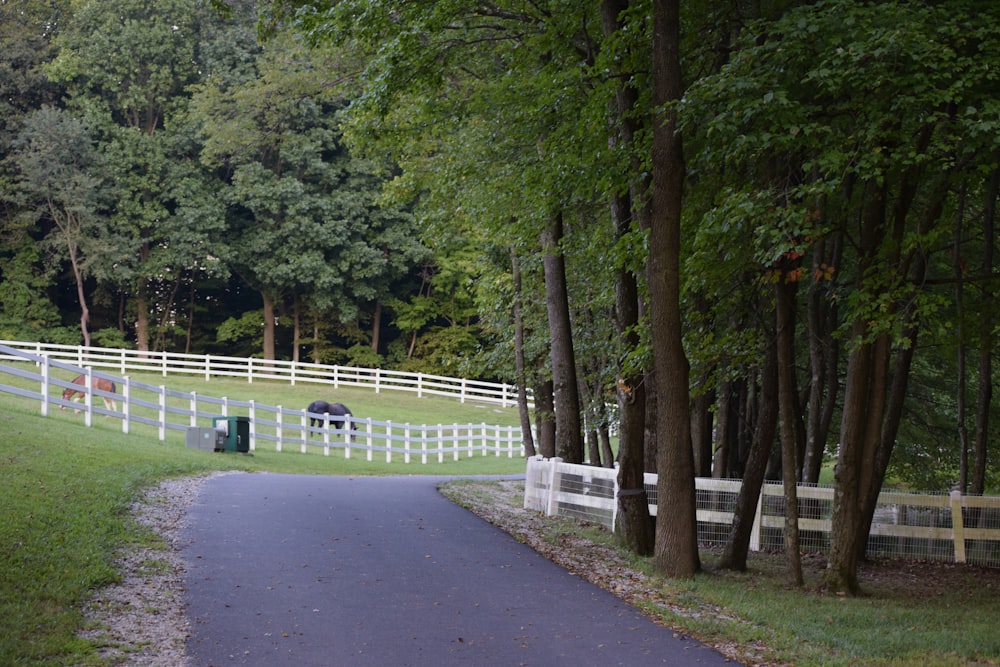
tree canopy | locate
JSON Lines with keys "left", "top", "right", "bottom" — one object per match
{"left": 1, "top": 0, "right": 999, "bottom": 593}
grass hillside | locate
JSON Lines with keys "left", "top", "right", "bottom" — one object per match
{"left": 0, "top": 377, "right": 525, "bottom": 666}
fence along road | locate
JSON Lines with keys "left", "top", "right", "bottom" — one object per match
{"left": 183, "top": 473, "right": 738, "bottom": 666}
{"left": 0, "top": 343, "right": 525, "bottom": 463}
{"left": 525, "top": 456, "right": 1000, "bottom": 569}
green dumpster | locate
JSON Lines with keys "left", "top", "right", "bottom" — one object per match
{"left": 213, "top": 416, "right": 250, "bottom": 453}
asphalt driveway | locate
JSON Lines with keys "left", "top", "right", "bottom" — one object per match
{"left": 182, "top": 473, "right": 737, "bottom": 666}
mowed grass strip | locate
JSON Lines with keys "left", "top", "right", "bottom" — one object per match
{"left": 0, "top": 406, "right": 244, "bottom": 666}
{"left": 0, "top": 378, "right": 525, "bottom": 666}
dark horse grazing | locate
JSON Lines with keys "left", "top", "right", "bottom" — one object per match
{"left": 307, "top": 400, "right": 355, "bottom": 429}
{"left": 62, "top": 374, "right": 118, "bottom": 413}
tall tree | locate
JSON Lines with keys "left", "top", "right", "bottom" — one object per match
{"left": 8, "top": 107, "right": 108, "bottom": 346}
{"left": 650, "top": 0, "right": 700, "bottom": 577}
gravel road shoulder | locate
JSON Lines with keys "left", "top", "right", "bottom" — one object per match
{"left": 77, "top": 473, "right": 234, "bottom": 666}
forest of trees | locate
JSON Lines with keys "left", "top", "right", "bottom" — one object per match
{"left": 2, "top": 0, "right": 999, "bottom": 593}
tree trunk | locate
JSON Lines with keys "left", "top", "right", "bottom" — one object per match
{"left": 598, "top": 425, "right": 614, "bottom": 469}
{"left": 542, "top": 211, "right": 583, "bottom": 463}
{"left": 644, "top": 372, "right": 658, "bottom": 473}
{"left": 775, "top": 275, "right": 803, "bottom": 586}
{"left": 262, "top": 292, "right": 276, "bottom": 361}
{"left": 650, "top": 0, "right": 699, "bottom": 578}
{"left": 534, "top": 379, "right": 556, "bottom": 459}
{"left": 712, "top": 379, "right": 735, "bottom": 478}
{"left": 67, "top": 244, "right": 91, "bottom": 348}
{"left": 973, "top": 168, "right": 999, "bottom": 495}
{"left": 717, "top": 338, "right": 778, "bottom": 571}
{"left": 511, "top": 250, "right": 536, "bottom": 458}
{"left": 954, "top": 188, "right": 969, "bottom": 490}
{"left": 371, "top": 301, "right": 382, "bottom": 355}
{"left": 134, "top": 283, "right": 149, "bottom": 353}
{"left": 613, "top": 227, "right": 654, "bottom": 552}
{"left": 292, "top": 297, "right": 301, "bottom": 364}
{"left": 803, "top": 233, "right": 842, "bottom": 483}
{"left": 691, "top": 383, "right": 714, "bottom": 477}
{"left": 824, "top": 331, "right": 873, "bottom": 594}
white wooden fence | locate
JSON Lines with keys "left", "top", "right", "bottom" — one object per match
{"left": 0, "top": 344, "right": 525, "bottom": 462}
{"left": 524, "top": 456, "right": 1000, "bottom": 568}
{"left": 0, "top": 340, "right": 528, "bottom": 408}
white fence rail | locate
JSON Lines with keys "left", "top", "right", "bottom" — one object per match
{"left": 524, "top": 456, "right": 1000, "bottom": 568}
{"left": 0, "top": 340, "right": 528, "bottom": 408}
{"left": 0, "top": 345, "right": 525, "bottom": 462}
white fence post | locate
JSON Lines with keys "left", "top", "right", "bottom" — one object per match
{"left": 122, "top": 377, "right": 131, "bottom": 434}
{"left": 276, "top": 406, "right": 283, "bottom": 452}
{"left": 248, "top": 400, "right": 256, "bottom": 451}
{"left": 189, "top": 392, "right": 198, "bottom": 427}
{"left": 365, "top": 417, "right": 374, "bottom": 462}
{"left": 750, "top": 485, "right": 765, "bottom": 552}
{"left": 546, "top": 457, "right": 563, "bottom": 517}
{"left": 385, "top": 420, "right": 392, "bottom": 463}
{"left": 40, "top": 356, "right": 51, "bottom": 417}
{"left": 951, "top": 490, "right": 967, "bottom": 564}
{"left": 81, "top": 369, "right": 94, "bottom": 428}
{"left": 343, "top": 413, "right": 352, "bottom": 459}
{"left": 612, "top": 464, "right": 620, "bottom": 530}
{"left": 157, "top": 385, "right": 167, "bottom": 441}
{"left": 300, "top": 412, "right": 307, "bottom": 454}
{"left": 322, "top": 412, "right": 331, "bottom": 457}
{"left": 404, "top": 423, "right": 412, "bottom": 464}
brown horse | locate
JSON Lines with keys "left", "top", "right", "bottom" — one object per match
{"left": 62, "top": 374, "right": 118, "bottom": 413}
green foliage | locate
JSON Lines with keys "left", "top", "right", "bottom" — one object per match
{"left": 217, "top": 310, "right": 264, "bottom": 349}
{"left": 192, "top": 30, "right": 426, "bottom": 349}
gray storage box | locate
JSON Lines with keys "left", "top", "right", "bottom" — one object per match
{"left": 186, "top": 426, "right": 225, "bottom": 451}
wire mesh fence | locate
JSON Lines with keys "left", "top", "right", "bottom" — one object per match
{"left": 524, "top": 456, "right": 1000, "bottom": 568}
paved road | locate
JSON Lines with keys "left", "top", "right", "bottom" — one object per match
{"left": 182, "top": 473, "right": 737, "bottom": 666}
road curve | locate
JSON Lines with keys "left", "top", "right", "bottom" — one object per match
{"left": 182, "top": 473, "right": 738, "bottom": 666}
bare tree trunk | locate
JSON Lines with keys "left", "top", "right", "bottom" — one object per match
{"left": 542, "top": 211, "right": 583, "bottom": 463}
{"left": 775, "top": 275, "right": 803, "bottom": 586}
{"left": 371, "top": 301, "right": 382, "bottom": 355}
{"left": 955, "top": 189, "right": 969, "bottom": 491}
{"left": 718, "top": 338, "right": 778, "bottom": 571}
{"left": 644, "top": 373, "right": 658, "bottom": 473}
{"left": 511, "top": 250, "right": 536, "bottom": 457}
{"left": 292, "top": 297, "right": 301, "bottom": 364}
{"left": 973, "top": 168, "right": 999, "bottom": 495}
{"left": 691, "top": 383, "right": 714, "bottom": 477}
{"left": 68, "top": 246, "right": 92, "bottom": 347}
{"left": 712, "top": 379, "right": 734, "bottom": 478}
{"left": 650, "top": 0, "right": 699, "bottom": 577}
{"left": 262, "top": 292, "right": 276, "bottom": 361}
{"left": 803, "top": 232, "right": 842, "bottom": 483}
{"left": 534, "top": 379, "right": 556, "bottom": 459}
